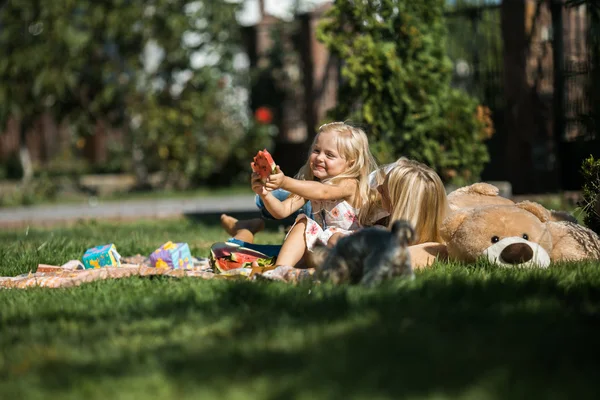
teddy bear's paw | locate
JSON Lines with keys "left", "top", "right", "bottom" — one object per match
{"left": 483, "top": 237, "right": 551, "bottom": 268}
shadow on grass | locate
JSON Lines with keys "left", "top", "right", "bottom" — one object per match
{"left": 4, "top": 272, "right": 600, "bottom": 399}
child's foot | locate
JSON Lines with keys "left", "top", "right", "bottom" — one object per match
{"left": 220, "top": 214, "right": 265, "bottom": 237}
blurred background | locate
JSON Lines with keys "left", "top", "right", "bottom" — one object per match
{"left": 0, "top": 0, "right": 598, "bottom": 208}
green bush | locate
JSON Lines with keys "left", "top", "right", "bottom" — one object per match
{"left": 580, "top": 156, "right": 600, "bottom": 234}
{"left": 132, "top": 87, "right": 275, "bottom": 189}
{"left": 0, "top": 174, "right": 59, "bottom": 207}
{"left": 205, "top": 119, "right": 277, "bottom": 186}
{"left": 317, "top": 0, "right": 492, "bottom": 184}
{"left": 3, "top": 152, "right": 24, "bottom": 180}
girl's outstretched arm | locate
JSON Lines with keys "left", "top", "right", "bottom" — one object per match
{"left": 266, "top": 167, "right": 356, "bottom": 202}
{"left": 252, "top": 171, "right": 306, "bottom": 219}
{"left": 259, "top": 191, "right": 306, "bottom": 220}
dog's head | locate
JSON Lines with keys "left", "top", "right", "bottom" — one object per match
{"left": 306, "top": 242, "right": 351, "bottom": 284}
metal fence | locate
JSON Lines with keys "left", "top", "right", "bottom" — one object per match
{"left": 446, "top": 4, "right": 504, "bottom": 110}
{"left": 445, "top": 4, "right": 507, "bottom": 183}
{"left": 445, "top": 1, "right": 599, "bottom": 192}
{"left": 554, "top": 1, "right": 600, "bottom": 189}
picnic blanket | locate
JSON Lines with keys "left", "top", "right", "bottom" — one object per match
{"left": 0, "top": 253, "right": 314, "bottom": 289}
{"left": 0, "top": 255, "right": 220, "bottom": 289}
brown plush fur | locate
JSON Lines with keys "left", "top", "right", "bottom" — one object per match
{"left": 441, "top": 204, "right": 554, "bottom": 264}
{"left": 442, "top": 183, "right": 600, "bottom": 265}
{"left": 447, "top": 183, "right": 514, "bottom": 211}
{"left": 546, "top": 221, "right": 600, "bottom": 261}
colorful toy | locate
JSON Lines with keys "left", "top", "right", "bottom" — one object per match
{"left": 149, "top": 241, "right": 193, "bottom": 269}
{"left": 82, "top": 244, "right": 122, "bottom": 269}
{"left": 251, "top": 149, "right": 277, "bottom": 180}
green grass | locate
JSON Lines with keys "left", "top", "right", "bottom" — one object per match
{"left": 1, "top": 218, "right": 600, "bottom": 400}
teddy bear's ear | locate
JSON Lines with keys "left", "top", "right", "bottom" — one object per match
{"left": 440, "top": 210, "right": 470, "bottom": 242}
{"left": 466, "top": 182, "right": 501, "bottom": 196}
{"left": 449, "top": 182, "right": 499, "bottom": 197}
{"left": 515, "top": 201, "right": 551, "bottom": 222}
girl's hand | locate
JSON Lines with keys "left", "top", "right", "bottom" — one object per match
{"left": 250, "top": 170, "right": 268, "bottom": 197}
{"left": 266, "top": 166, "right": 285, "bottom": 191}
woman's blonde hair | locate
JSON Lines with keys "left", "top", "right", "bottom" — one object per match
{"left": 296, "top": 122, "right": 378, "bottom": 211}
{"left": 362, "top": 157, "right": 449, "bottom": 244}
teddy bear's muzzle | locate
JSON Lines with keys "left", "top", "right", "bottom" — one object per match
{"left": 500, "top": 243, "right": 534, "bottom": 264}
{"left": 483, "top": 237, "right": 550, "bottom": 268}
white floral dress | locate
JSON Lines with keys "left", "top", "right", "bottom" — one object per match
{"left": 290, "top": 199, "right": 361, "bottom": 251}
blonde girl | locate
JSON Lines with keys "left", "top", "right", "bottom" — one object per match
{"left": 254, "top": 122, "right": 378, "bottom": 268}
{"left": 362, "top": 157, "right": 449, "bottom": 244}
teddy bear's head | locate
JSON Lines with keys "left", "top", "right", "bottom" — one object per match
{"left": 447, "top": 182, "right": 515, "bottom": 212}
{"left": 441, "top": 201, "right": 554, "bottom": 268}
{"left": 447, "top": 182, "right": 578, "bottom": 223}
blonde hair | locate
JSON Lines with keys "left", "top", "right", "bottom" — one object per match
{"left": 296, "top": 122, "right": 378, "bottom": 211}
{"left": 362, "top": 157, "right": 449, "bottom": 244}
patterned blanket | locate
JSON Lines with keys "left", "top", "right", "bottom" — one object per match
{"left": 0, "top": 254, "right": 314, "bottom": 289}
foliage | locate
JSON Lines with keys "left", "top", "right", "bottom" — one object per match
{"left": 1, "top": 152, "right": 24, "bottom": 180}
{"left": 580, "top": 156, "right": 600, "bottom": 234}
{"left": 0, "top": 0, "right": 270, "bottom": 187}
{"left": 248, "top": 19, "right": 302, "bottom": 141}
{"left": 207, "top": 120, "right": 277, "bottom": 186}
{"left": 0, "top": 173, "right": 59, "bottom": 207}
{"left": 433, "top": 89, "right": 493, "bottom": 184}
{"left": 317, "top": 0, "right": 492, "bottom": 184}
{"left": 1, "top": 220, "right": 600, "bottom": 398}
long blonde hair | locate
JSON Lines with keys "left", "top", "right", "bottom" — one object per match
{"left": 296, "top": 122, "right": 378, "bottom": 211}
{"left": 363, "top": 158, "right": 449, "bottom": 244}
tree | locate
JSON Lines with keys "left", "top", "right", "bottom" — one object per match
{"left": 0, "top": 0, "right": 261, "bottom": 187}
{"left": 317, "top": 0, "right": 493, "bottom": 184}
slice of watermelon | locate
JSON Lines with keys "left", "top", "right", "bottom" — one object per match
{"left": 209, "top": 242, "right": 275, "bottom": 274}
{"left": 213, "top": 258, "right": 245, "bottom": 272}
{"left": 252, "top": 149, "right": 277, "bottom": 180}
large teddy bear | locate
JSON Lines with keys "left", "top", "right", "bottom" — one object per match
{"left": 409, "top": 183, "right": 600, "bottom": 268}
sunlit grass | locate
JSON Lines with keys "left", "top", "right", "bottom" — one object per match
{"left": 1, "top": 219, "right": 599, "bottom": 400}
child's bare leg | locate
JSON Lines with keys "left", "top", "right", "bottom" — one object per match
{"left": 327, "top": 233, "right": 344, "bottom": 248}
{"left": 220, "top": 214, "right": 264, "bottom": 243}
{"left": 275, "top": 219, "right": 307, "bottom": 267}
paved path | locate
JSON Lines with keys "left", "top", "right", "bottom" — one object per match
{"left": 0, "top": 195, "right": 258, "bottom": 227}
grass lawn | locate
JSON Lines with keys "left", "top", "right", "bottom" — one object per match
{"left": 1, "top": 217, "right": 600, "bottom": 400}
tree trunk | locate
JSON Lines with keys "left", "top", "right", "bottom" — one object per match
{"left": 131, "top": 128, "right": 151, "bottom": 190}
{"left": 501, "top": 0, "right": 537, "bottom": 194}
{"left": 19, "top": 121, "right": 33, "bottom": 184}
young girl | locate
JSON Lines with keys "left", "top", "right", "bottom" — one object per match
{"left": 255, "top": 121, "right": 378, "bottom": 269}
{"left": 362, "top": 157, "right": 449, "bottom": 244}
